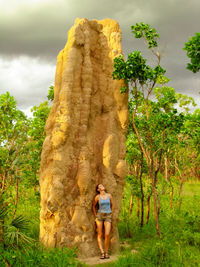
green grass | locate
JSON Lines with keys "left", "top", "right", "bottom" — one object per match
{"left": 114, "top": 181, "right": 200, "bottom": 267}
{"left": 1, "top": 181, "right": 200, "bottom": 266}
{"left": 0, "top": 186, "right": 85, "bottom": 267}
{"left": 16, "top": 186, "right": 40, "bottom": 239}
{"left": 0, "top": 246, "right": 83, "bottom": 267}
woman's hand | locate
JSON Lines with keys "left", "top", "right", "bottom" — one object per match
{"left": 92, "top": 195, "right": 99, "bottom": 216}
{"left": 109, "top": 194, "right": 114, "bottom": 213}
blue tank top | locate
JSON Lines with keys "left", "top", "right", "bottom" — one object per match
{"left": 98, "top": 194, "right": 112, "bottom": 213}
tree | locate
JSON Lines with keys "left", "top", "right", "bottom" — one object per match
{"left": 25, "top": 101, "right": 51, "bottom": 190}
{"left": 112, "top": 23, "right": 185, "bottom": 236}
{"left": 183, "top": 33, "right": 200, "bottom": 73}
{"left": 0, "top": 92, "right": 33, "bottom": 256}
{"left": 0, "top": 92, "right": 28, "bottom": 197}
{"left": 182, "top": 109, "right": 200, "bottom": 181}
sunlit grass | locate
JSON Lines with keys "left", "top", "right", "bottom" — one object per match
{"left": 2, "top": 181, "right": 200, "bottom": 266}
{"left": 115, "top": 181, "right": 200, "bottom": 266}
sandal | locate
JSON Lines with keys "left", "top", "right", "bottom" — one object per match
{"left": 100, "top": 252, "right": 105, "bottom": 259}
{"left": 105, "top": 253, "right": 110, "bottom": 259}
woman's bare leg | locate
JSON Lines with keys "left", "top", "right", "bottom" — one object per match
{"left": 104, "top": 221, "right": 111, "bottom": 253}
{"left": 96, "top": 220, "right": 104, "bottom": 254}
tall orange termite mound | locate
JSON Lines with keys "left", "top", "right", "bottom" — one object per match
{"left": 39, "top": 18, "right": 128, "bottom": 257}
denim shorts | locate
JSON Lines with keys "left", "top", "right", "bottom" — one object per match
{"left": 96, "top": 212, "right": 112, "bottom": 223}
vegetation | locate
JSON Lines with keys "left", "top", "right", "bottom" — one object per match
{"left": 113, "top": 22, "right": 198, "bottom": 237}
{"left": 114, "top": 182, "right": 200, "bottom": 267}
{"left": 184, "top": 32, "right": 200, "bottom": 73}
{"left": 0, "top": 24, "right": 200, "bottom": 266}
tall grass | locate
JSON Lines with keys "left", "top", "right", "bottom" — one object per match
{"left": 114, "top": 181, "right": 200, "bottom": 266}
{"left": 1, "top": 246, "right": 83, "bottom": 267}
{"left": 1, "top": 181, "right": 200, "bottom": 266}
{"left": 0, "top": 186, "right": 84, "bottom": 267}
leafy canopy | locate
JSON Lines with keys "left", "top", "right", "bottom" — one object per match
{"left": 183, "top": 33, "right": 200, "bottom": 73}
{"left": 113, "top": 22, "right": 165, "bottom": 93}
{"left": 131, "top": 22, "right": 160, "bottom": 48}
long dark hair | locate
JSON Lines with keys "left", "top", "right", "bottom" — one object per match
{"left": 96, "top": 184, "right": 100, "bottom": 194}
{"left": 94, "top": 184, "right": 100, "bottom": 211}
{"left": 95, "top": 184, "right": 107, "bottom": 194}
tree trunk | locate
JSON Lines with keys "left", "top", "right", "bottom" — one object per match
{"left": 34, "top": 172, "right": 37, "bottom": 192}
{"left": 157, "top": 193, "right": 160, "bottom": 217}
{"left": 129, "top": 188, "right": 133, "bottom": 215}
{"left": 168, "top": 178, "right": 174, "bottom": 209}
{"left": 136, "top": 196, "right": 140, "bottom": 218}
{"left": 175, "top": 157, "right": 185, "bottom": 209}
{"left": 164, "top": 156, "right": 168, "bottom": 182}
{"left": 178, "top": 179, "right": 184, "bottom": 209}
{"left": 146, "top": 195, "right": 151, "bottom": 224}
{"left": 140, "top": 194, "right": 144, "bottom": 227}
{"left": 1, "top": 173, "right": 7, "bottom": 192}
{"left": 151, "top": 167, "right": 161, "bottom": 236}
{"left": 139, "top": 154, "right": 144, "bottom": 227}
{"left": 152, "top": 186, "right": 161, "bottom": 236}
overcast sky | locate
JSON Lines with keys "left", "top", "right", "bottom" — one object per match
{"left": 0, "top": 0, "right": 200, "bottom": 116}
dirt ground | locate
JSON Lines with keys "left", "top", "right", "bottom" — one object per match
{"left": 78, "top": 254, "right": 119, "bottom": 266}
{"left": 78, "top": 244, "right": 138, "bottom": 266}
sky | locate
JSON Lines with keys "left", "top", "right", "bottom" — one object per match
{"left": 0, "top": 0, "right": 200, "bottom": 116}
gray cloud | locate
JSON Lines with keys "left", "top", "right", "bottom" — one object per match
{"left": 0, "top": 0, "right": 200, "bottom": 112}
{"left": 0, "top": 55, "right": 55, "bottom": 108}
{"left": 1, "top": 0, "right": 199, "bottom": 58}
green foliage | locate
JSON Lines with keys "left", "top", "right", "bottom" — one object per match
{"left": 183, "top": 33, "right": 200, "bottom": 73}
{"left": 112, "top": 52, "right": 165, "bottom": 87}
{"left": 0, "top": 195, "right": 34, "bottom": 250}
{"left": 112, "top": 23, "right": 173, "bottom": 171}
{"left": 126, "top": 132, "right": 141, "bottom": 164}
{"left": 131, "top": 22, "right": 160, "bottom": 49}
{"left": 0, "top": 92, "right": 29, "bottom": 195}
{"left": 0, "top": 92, "right": 28, "bottom": 146}
{"left": 116, "top": 182, "right": 200, "bottom": 267}
{"left": 30, "top": 101, "right": 51, "bottom": 142}
{"left": 29, "top": 102, "right": 50, "bottom": 148}
{"left": 176, "top": 93, "right": 197, "bottom": 113}
{"left": 183, "top": 109, "right": 200, "bottom": 152}
{"left": 10, "top": 215, "right": 30, "bottom": 231}
{"left": 47, "top": 85, "right": 54, "bottom": 101}
{"left": 154, "top": 86, "right": 177, "bottom": 111}
{"left": 113, "top": 23, "right": 199, "bottom": 238}
{"left": 0, "top": 188, "right": 81, "bottom": 267}
{"left": 127, "top": 85, "right": 185, "bottom": 166}
{"left": 25, "top": 101, "right": 51, "bottom": 187}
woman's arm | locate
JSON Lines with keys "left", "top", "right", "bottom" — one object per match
{"left": 92, "top": 195, "right": 99, "bottom": 216}
{"left": 109, "top": 194, "right": 114, "bottom": 213}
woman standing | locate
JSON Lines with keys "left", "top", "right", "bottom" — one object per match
{"left": 92, "top": 184, "right": 114, "bottom": 259}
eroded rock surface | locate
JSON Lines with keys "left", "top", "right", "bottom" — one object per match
{"left": 39, "top": 18, "right": 128, "bottom": 257}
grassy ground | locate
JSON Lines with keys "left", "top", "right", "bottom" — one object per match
{"left": 108, "top": 181, "right": 200, "bottom": 266}
{"left": 1, "top": 186, "right": 84, "bottom": 266}
{"left": 1, "top": 181, "right": 200, "bottom": 266}
{"left": 16, "top": 186, "right": 41, "bottom": 240}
